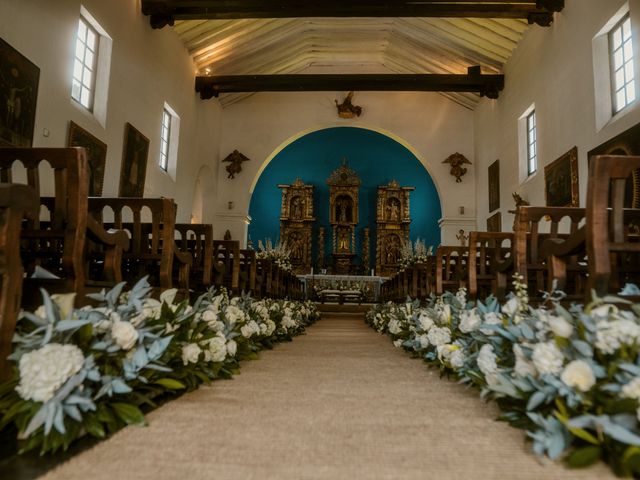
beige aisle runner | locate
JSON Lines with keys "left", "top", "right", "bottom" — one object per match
{"left": 42, "top": 314, "right": 614, "bottom": 480}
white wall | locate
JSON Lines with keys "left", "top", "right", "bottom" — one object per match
{"left": 474, "top": 0, "right": 640, "bottom": 230}
{"left": 0, "top": 0, "right": 221, "bottom": 222}
{"left": 212, "top": 91, "right": 476, "bottom": 244}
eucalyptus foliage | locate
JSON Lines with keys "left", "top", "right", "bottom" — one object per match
{"left": 0, "top": 278, "right": 318, "bottom": 454}
{"left": 366, "top": 278, "right": 640, "bottom": 477}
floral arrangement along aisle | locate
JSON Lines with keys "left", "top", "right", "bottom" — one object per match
{"left": 0, "top": 278, "right": 319, "bottom": 454}
{"left": 366, "top": 277, "right": 640, "bottom": 477}
{"left": 398, "top": 238, "right": 432, "bottom": 271}
{"left": 256, "top": 239, "right": 293, "bottom": 272}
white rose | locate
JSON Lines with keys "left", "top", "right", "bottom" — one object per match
{"left": 393, "top": 339, "right": 403, "bottom": 348}
{"left": 548, "top": 315, "right": 574, "bottom": 338}
{"left": 622, "top": 377, "right": 640, "bottom": 400}
{"left": 459, "top": 309, "right": 481, "bottom": 333}
{"left": 477, "top": 344, "right": 498, "bottom": 376}
{"left": 208, "top": 336, "right": 227, "bottom": 363}
{"left": 181, "top": 343, "right": 202, "bottom": 365}
{"left": 560, "top": 360, "right": 595, "bottom": 392}
{"left": 202, "top": 309, "right": 217, "bottom": 322}
{"left": 502, "top": 297, "right": 519, "bottom": 317}
{"left": 513, "top": 344, "right": 537, "bottom": 378}
{"left": 111, "top": 321, "right": 139, "bottom": 350}
{"left": 16, "top": 343, "right": 85, "bottom": 403}
{"left": 388, "top": 319, "right": 402, "bottom": 335}
{"left": 416, "top": 334, "right": 430, "bottom": 349}
{"left": 226, "top": 339, "right": 237, "bottom": 357}
{"left": 160, "top": 288, "right": 178, "bottom": 306}
{"left": 449, "top": 348, "right": 465, "bottom": 369}
{"left": 532, "top": 341, "right": 564, "bottom": 376}
{"left": 418, "top": 311, "right": 434, "bottom": 332}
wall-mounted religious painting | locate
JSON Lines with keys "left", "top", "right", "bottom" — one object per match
{"left": 0, "top": 37, "right": 40, "bottom": 147}
{"left": 589, "top": 123, "right": 640, "bottom": 208}
{"left": 67, "top": 121, "right": 107, "bottom": 196}
{"left": 486, "top": 212, "right": 502, "bottom": 232}
{"left": 545, "top": 146, "right": 579, "bottom": 207}
{"left": 119, "top": 123, "right": 149, "bottom": 197}
{"left": 488, "top": 159, "right": 500, "bottom": 212}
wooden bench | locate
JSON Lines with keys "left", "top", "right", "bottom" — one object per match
{"left": 0, "top": 184, "right": 39, "bottom": 381}
{"left": 88, "top": 197, "right": 191, "bottom": 294}
{"left": 467, "top": 232, "right": 513, "bottom": 300}
{"left": 0, "top": 147, "right": 129, "bottom": 306}
{"left": 174, "top": 223, "right": 213, "bottom": 293}
{"left": 435, "top": 246, "right": 468, "bottom": 295}
{"left": 238, "top": 249, "right": 257, "bottom": 295}
{"left": 212, "top": 240, "right": 240, "bottom": 294}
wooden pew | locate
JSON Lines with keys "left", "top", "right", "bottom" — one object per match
{"left": 238, "top": 249, "right": 257, "bottom": 295}
{"left": 467, "top": 232, "right": 513, "bottom": 300}
{"left": 0, "top": 147, "right": 129, "bottom": 305}
{"left": 174, "top": 223, "right": 213, "bottom": 293}
{"left": 212, "top": 240, "right": 240, "bottom": 294}
{"left": 0, "top": 184, "right": 39, "bottom": 381}
{"left": 87, "top": 197, "right": 191, "bottom": 293}
{"left": 434, "top": 246, "right": 468, "bottom": 295}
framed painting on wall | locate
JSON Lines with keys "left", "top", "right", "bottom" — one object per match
{"left": 544, "top": 146, "right": 579, "bottom": 207}
{"left": 486, "top": 212, "right": 502, "bottom": 232}
{"left": 588, "top": 123, "right": 640, "bottom": 208}
{"left": 119, "top": 123, "right": 149, "bottom": 197}
{"left": 488, "top": 159, "right": 500, "bottom": 212}
{"left": 0, "top": 37, "right": 40, "bottom": 146}
{"left": 67, "top": 121, "right": 107, "bottom": 196}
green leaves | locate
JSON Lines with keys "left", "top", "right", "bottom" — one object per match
{"left": 111, "top": 403, "right": 146, "bottom": 426}
{"left": 567, "top": 446, "right": 602, "bottom": 468}
{"left": 153, "top": 378, "right": 186, "bottom": 390}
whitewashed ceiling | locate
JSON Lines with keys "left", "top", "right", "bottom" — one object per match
{"left": 172, "top": 17, "right": 530, "bottom": 109}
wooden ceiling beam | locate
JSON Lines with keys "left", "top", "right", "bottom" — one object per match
{"left": 142, "top": 1, "right": 564, "bottom": 29}
{"left": 194, "top": 67, "right": 504, "bottom": 100}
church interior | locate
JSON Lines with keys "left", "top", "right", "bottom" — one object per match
{"left": 1, "top": 0, "right": 640, "bottom": 478}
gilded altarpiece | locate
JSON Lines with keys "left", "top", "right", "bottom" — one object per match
{"left": 278, "top": 179, "right": 315, "bottom": 274}
{"left": 327, "top": 161, "right": 360, "bottom": 274}
{"left": 376, "top": 180, "right": 414, "bottom": 276}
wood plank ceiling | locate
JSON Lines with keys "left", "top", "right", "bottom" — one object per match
{"left": 162, "top": 3, "right": 553, "bottom": 109}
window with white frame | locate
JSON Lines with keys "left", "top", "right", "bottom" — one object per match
{"left": 159, "top": 108, "right": 171, "bottom": 171}
{"left": 159, "top": 103, "right": 180, "bottom": 179}
{"left": 72, "top": 16, "right": 99, "bottom": 110}
{"left": 70, "top": 7, "right": 112, "bottom": 127}
{"left": 610, "top": 13, "right": 636, "bottom": 113}
{"left": 526, "top": 110, "right": 537, "bottom": 176}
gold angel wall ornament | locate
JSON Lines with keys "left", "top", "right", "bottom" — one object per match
{"left": 442, "top": 152, "right": 472, "bottom": 183}
{"left": 222, "top": 149, "right": 250, "bottom": 179}
{"left": 335, "top": 91, "right": 362, "bottom": 119}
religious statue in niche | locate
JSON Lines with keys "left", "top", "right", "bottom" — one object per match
{"left": 278, "top": 179, "right": 315, "bottom": 274}
{"left": 222, "top": 149, "right": 250, "bottom": 179}
{"left": 334, "top": 91, "right": 362, "bottom": 119}
{"left": 336, "top": 195, "right": 353, "bottom": 223}
{"left": 386, "top": 197, "right": 401, "bottom": 222}
{"left": 290, "top": 196, "right": 305, "bottom": 220}
{"left": 376, "top": 180, "right": 414, "bottom": 276}
{"left": 442, "top": 152, "right": 472, "bottom": 183}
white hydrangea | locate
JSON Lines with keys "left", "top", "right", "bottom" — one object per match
{"left": 261, "top": 319, "right": 276, "bottom": 336}
{"left": 513, "top": 344, "right": 537, "bottom": 378}
{"left": 225, "top": 305, "right": 245, "bottom": 325}
{"left": 547, "top": 315, "right": 574, "bottom": 338}
{"left": 622, "top": 377, "right": 640, "bottom": 400}
{"left": 532, "top": 341, "right": 564, "bottom": 376}
{"left": 281, "top": 314, "right": 297, "bottom": 330}
{"left": 16, "top": 343, "right": 85, "bottom": 403}
{"left": 449, "top": 348, "right": 465, "bottom": 369}
{"left": 477, "top": 344, "right": 498, "bottom": 376}
{"left": 202, "top": 309, "right": 218, "bottom": 323}
{"left": 417, "top": 311, "right": 434, "bottom": 332}
{"left": 560, "top": 360, "right": 596, "bottom": 392}
{"left": 459, "top": 309, "right": 481, "bottom": 333}
{"left": 207, "top": 335, "right": 228, "bottom": 363}
{"left": 427, "top": 326, "right": 451, "bottom": 347}
{"left": 393, "top": 339, "right": 403, "bottom": 348}
{"left": 456, "top": 287, "right": 467, "bottom": 305}
{"left": 595, "top": 318, "right": 640, "bottom": 354}
{"left": 480, "top": 311, "right": 502, "bottom": 335}
{"left": 181, "top": 343, "right": 202, "bottom": 365}
{"left": 416, "top": 334, "right": 430, "bottom": 349}
{"left": 111, "top": 321, "right": 139, "bottom": 350}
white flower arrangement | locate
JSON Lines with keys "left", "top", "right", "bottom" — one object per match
{"left": 398, "top": 238, "right": 433, "bottom": 271}
{"left": 0, "top": 278, "right": 319, "bottom": 455}
{"left": 365, "top": 278, "right": 640, "bottom": 475}
{"left": 256, "top": 239, "right": 293, "bottom": 272}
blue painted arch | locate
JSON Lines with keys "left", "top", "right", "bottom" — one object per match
{"left": 248, "top": 126, "right": 442, "bottom": 268}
